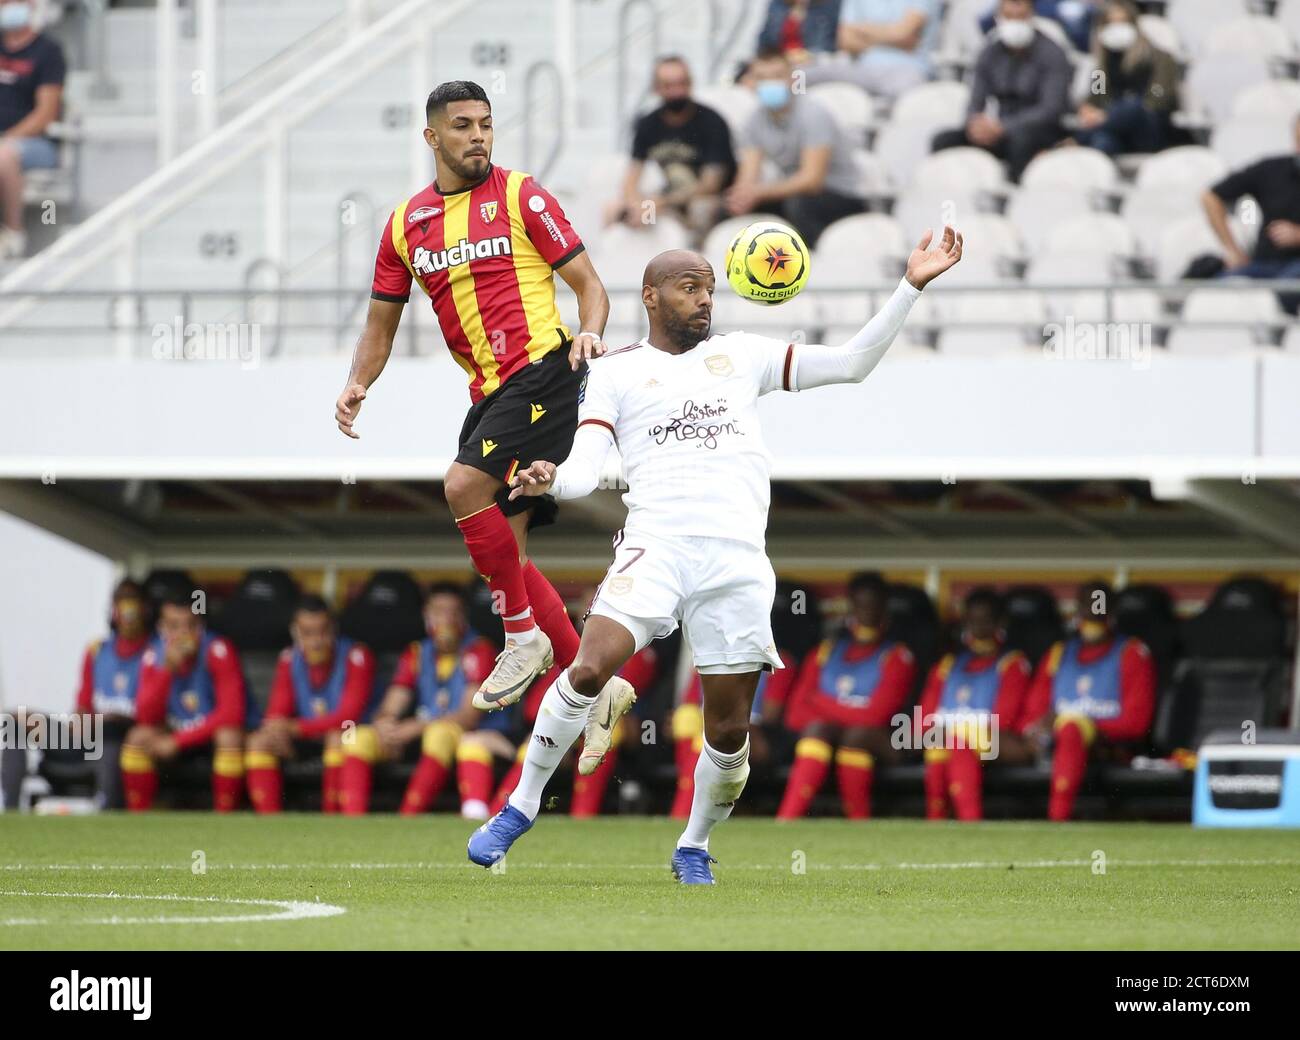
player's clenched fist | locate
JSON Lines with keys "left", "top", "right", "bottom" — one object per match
{"left": 335, "top": 383, "right": 367, "bottom": 439}
{"left": 508, "top": 460, "right": 557, "bottom": 499}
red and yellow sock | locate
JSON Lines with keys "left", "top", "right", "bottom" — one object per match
{"left": 456, "top": 739, "right": 495, "bottom": 812}
{"left": 212, "top": 747, "right": 244, "bottom": 813}
{"left": 947, "top": 747, "right": 985, "bottom": 821}
{"left": 1049, "top": 715, "right": 1095, "bottom": 821}
{"left": 670, "top": 703, "right": 703, "bottom": 819}
{"left": 777, "top": 737, "right": 833, "bottom": 820}
{"left": 401, "top": 720, "right": 460, "bottom": 815}
{"left": 120, "top": 745, "right": 158, "bottom": 812}
{"left": 522, "top": 560, "right": 580, "bottom": 666}
{"left": 924, "top": 749, "right": 950, "bottom": 820}
{"left": 244, "top": 750, "right": 282, "bottom": 814}
{"left": 321, "top": 746, "right": 344, "bottom": 813}
{"left": 456, "top": 504, "right": 532, "bottom": 635}
{"left": 339, "top": 725, "right": 379, "bottom": 816}
{"left": 835, "top": 747, "right": 874, "bottom": 820}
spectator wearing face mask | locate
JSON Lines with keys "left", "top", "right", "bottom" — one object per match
{"left": 804, "top": 0, "right": 940, "bottom": 98}
{"left": 726, "top": 49, "right": 865, "bottom": 248}
{"left": 1074, "top": 0, "right": 1178, "bottom": 156}
{"left": 609, "top": 55, "right": 736, "bottom": 240}
{"left": 930, "top": 0, "right": 1070, "bottom": 182}
{"left": 0, "top": 0, "right": 66, "bottom": 259}
{"left": 756, "top": 0, "right": 843, "bottom": 65}
{"left": 978, "top": 0, "right": 1096, "bottom": 54}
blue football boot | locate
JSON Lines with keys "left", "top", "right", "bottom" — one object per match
{"left": 670, "top": 846, "right": 717, "bottom": 885}
{"left": 467, "top": 803, "right": 533, "bottom": 867}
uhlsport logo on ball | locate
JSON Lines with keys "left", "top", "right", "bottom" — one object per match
{"left": 724, "top": 220, "right": 810, "bottom": 306}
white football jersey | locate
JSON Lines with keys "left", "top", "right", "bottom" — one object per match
{"left": 577, "top": 331, "right": 797, "bottom": 548}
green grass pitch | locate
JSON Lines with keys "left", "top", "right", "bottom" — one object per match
{"left": 2, "top": 813, "right": 1298, "bottom": 950}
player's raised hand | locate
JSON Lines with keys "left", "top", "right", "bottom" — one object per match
{"left": 508, "top": 460, "right": 557, "bottom": 499}
{"left": 335, "top": 383, "right": 367, "bottom": 439}
{"left": 568, "top": 332, "right": 606, "bottom": 371}
{"left": 904, "top": 225, "right": 963, "bottom": 290}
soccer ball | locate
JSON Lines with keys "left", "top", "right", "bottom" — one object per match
{"left": 724, "top": 220, "right": 810, "bottom": 306}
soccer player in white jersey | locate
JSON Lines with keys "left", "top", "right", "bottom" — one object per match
{"left": 467, "top": 226, "right": 963, "bottom": 883}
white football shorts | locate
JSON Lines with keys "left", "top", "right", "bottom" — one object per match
{"left": 587, "top": 530, "right": 783, "bottom": 674}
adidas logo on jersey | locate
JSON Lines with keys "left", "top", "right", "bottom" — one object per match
{"left": 410, "top": 235, "right": 511, "bottom": 275}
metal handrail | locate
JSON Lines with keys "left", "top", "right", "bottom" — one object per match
{"left": 522, "top": 61, "right": 565, "bottom": 182}
{"left": 706, "top": 0, "right": 751, "bottom": 82}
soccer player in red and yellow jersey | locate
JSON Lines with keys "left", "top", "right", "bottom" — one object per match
{"left": 335, "top": 79, "right": 612, "bottom": 717}
{"left": 917, "top": 587, "right": 1030, "bottom": 821}
{"left": 1019, "top": 580, "right": 1155, "bottom": 821}
{"left": 244, "top": 597, "right": 375, "bottom": 814}
{"left": 121, "top": 594, "right": 248, "bottom": 812}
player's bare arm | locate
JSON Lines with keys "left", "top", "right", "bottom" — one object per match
{"left": 556, "top": 251, "right": 611, "bottom": 371}
{"left": 336, "top": 297, "right": 405, "bottom": 439}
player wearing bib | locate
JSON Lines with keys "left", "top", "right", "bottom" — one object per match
{"left": 776, "top": 572, "right": 916, "bottom": 820}
{"left": 469, "top": 228, "right": 962, "bottom": 882}
{"left": 917, "top": 588, "right": 1030, "bottom": 821}
{"left": 245, "top": 597, "right": 376, "bottom": 814}
{"left": 1019, "top": 581, "right": 1156, "bottom": 821}
{"left": 122, "top": 594, "right": 250, "bottom": 812}
{"left": 335, "top": 79, "right": 621, "bottom": 721}
{"left": 339, "top": 583, "right": 504, "bottom": 818}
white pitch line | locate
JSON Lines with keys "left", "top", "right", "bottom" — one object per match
{"left": 2, "top": 858, "right": 1298, "bottom": 873}
{"left": 0, "top": 889, "right": 347, "bottom": 925}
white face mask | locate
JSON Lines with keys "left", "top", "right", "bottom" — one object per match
{"left": 997, "top": 18, "right": 1035, "bottom": 49}
{"left": 0, "top": 3, "right": 33, "bottom": 31}
{"left": 1098, "top": 22, "right": 1138, "bottom": 52}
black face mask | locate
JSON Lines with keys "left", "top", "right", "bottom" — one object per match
{"left": 662, "top": 97, "right": 691, "bottom": 114}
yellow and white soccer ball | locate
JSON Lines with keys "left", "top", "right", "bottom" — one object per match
{"left": 724, "top": 220, "right": 810, "bottom": 306}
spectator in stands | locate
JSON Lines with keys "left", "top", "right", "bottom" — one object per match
{"left": 727, "top": 49, "right": 865, "bottom": 248}
{"left": 804, "top": 0, "right": 939, "bottom": 97}
{"left": 1202, "top": 114, "right": 1300, "bottom": 313}
{"left": 931, "top": 0, "right": 1070, "bottom": 182}
{"left": 757, "top": 0, "right": 843, "bottom": 63}
{"left": 491, "top": 589, "right": 660, "bottom": 817}
{"left": 609, "top": 55, "right": 736, "bottom": 242}
{"left": 1019, "top": 580, "right": 1155, "bottom": 822}
{"left": 776, "top": 572, "right": 916, "bottom": 820}
{"left": 0, "top": 0, "right": 65, "bottom": 259}
{"left": 120, "top": 593, "right": 249, "bottom": 812}
{"left": 1074, "top": 0, "right": 1178, "bottom": 157}
{"left": 244, "top": 597, "right": 375, "bottom": 814}
{"left": 917, "top": 587, "right": 1030, "bottom": 821}
{"left": 339, "top": 583, "right": 503, "bottom": 818}
{"left": 977, "top": 0, "right": 1096, "bottom": 54}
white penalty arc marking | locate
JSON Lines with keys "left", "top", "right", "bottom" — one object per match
{"left": 0, "top": 889, "right": 347, "bottom": 926}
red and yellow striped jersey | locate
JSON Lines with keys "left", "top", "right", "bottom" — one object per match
{"left": 371, "top": 164, "right": 584, "bottom": 402}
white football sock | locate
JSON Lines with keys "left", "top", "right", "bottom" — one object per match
{"left": 507, "top": 669, "right": 594, "bottom": 819}
{"left": 677, "top": 735, "right": 750, "bottom": 851}
{"left": 504, "top": 609, "right": 537, "bottom": 644}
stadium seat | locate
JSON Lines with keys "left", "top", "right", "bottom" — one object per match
{"left": 210, "top": 569, "right": 301, "bottom": 652}
{"left": 1020, "top": 147, "right": 1119, "bottom": 194}
{"left": 1280, "top": 0, "right": 1300, "bottom": 46}
{"left": 1043, "top": 213, "right": 1136, "bottom": 259}
{"left": 1135, "top": 145, "right": 1230, "bottom": 194}
{"left": 1164, "top": 326, "right": 1260, "bottom": 355}
{"left": 889, "top": 80, "right": 971, "bottom": 130}
{"left": 1005, "top": 185, "right": 1094, "bottom": 254}
{"left": 1114, "top": 584, "right": 1181, "bottom": 690}
{"left": 1183, "top": 54, "right": 1271, "bottom": 124}
{"left": 772, "top": 580, "right": 824, "bottom": 662}
{"left": 874, "top": 119, "right": 950, "bottom": 189}
{"left": 1136, "top": 14, "right": 1186, "bottom": 61}
{"left": 1211, "top": 116, "right": 1297, "bottom": 169}
{"left": 913, "top": 146, "right": 1009, "bottom": 196}
{"left": 935, "top": 291, "right": 1047, "bottom": 354}
{"left": 1002, "top": 585, "right": 1064, "bottom": 664}
{"left": 809, "top": 82, "right": 876, "bottom": 144}
{"left": 338, "top": 570, "right": 426, "bottom": 654}
{"left": 1152, "top": 659, "right": 1289, "bottom": 753}
{"left": 710, "top": 287, "right": 822, "bottom": 339}
{"left": 936, "top": 0, "right": 994, "bottom": 62}
{"left": 813, "top": 213, "right": 908, "bottom": 296}
{"left": 1181, "top": 287, "right": 1284, "bottom": 324}
{"left": 590, "top": 217, "right": 691, "bottom": 289}
{"left": 884, "top": 581, "right": 941, "bottom": 698}
{"left": 1168, "top": 0, "right": 1253, "bottom": 57}
{"left": 1182, "top": 576, "right": 1288, "bottom": 659}
{"left": 142, "top": 569, "right": 198, "bottom": 606}
{"left": 1231, "top": 78, "right": 1300, "bottom": 119}
{"left": 691, "top": 83, "right": 757, "bottom": 140}
{"left": 851, "top": 148, "right": 893, "bottom": 200}
{"left": 463, "top": 577, "right": 504, "bottom": 652}
{"left": 1282, "top": 324, "right": 1300, "bottom": 353}
{"left": 1155, "top": 215, "right": 1226, "bottom": 282}
{"left": 891, "top": 184, "right": 984, "bottom": 252}
{"left": 1027, "top": 253, "right": 1164, "bottom": 325}
{"left": 1202, "top": 17, "right": 1297, "bottom": 60}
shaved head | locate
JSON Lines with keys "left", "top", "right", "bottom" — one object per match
{"left": 643, "top": 249, "right": 713, "bottom": 288}
{"left": 642, "top": 249, "right": 716, "bottom": 352}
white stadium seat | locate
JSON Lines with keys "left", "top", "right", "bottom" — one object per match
{"left": 814, "top": 213, "right": 909, "bottom": 286}
{"left": 1005, "top": 185, "right": 1094, "bottom": 253}
{"left": 1164, "top": 327, "right": 1260, "bottom": 355}
{"left": 851, "top": 149, "right": 893, "bottom": 197}
{"left": 1044, "top": 213, "right": 1137, "bottom": 259}
{"left": 709, "top": 286, "right": 822, "bottom": 339}
{"left": 590, "top": 218, "right": 691, "bottom": 289}
{"left": 874, "top": 119, "right": 947, "bottom": 188}
{"left": 1168, "top": 0, "right": 1252, "bottom": 56}
{"left": 809, "top": 82, "right": 876, "bottom": 144}
{"left": 1279, "top": 0, "right": 1300, "bottom": 46}
{"left": 1135, "top": 146, "right": 1229, "bottom": 190}
{"left": 1155, "top": 216, "right": 1227, "bottom": 282}
{"left": 1183, "top": 54, "right": 1272, "bottom": 124}
{"left": 1231, "top": 79, "right": 1300, "bottom": 119}
{"left": 1137, "top": 14, "right": 1186, "bottom": 61}
{"left": 891, "top": 185, "right": 982, "bottom": 249}
{"left": 1021, "top": 147, "right": 1119, "bottom": 193}
{"left": 934, "top": 290, "right": 1048, "bottom": 355}
{"left": 913, "top": 146, "right": 1009, "bottom": 194}
{"left": 1027, "top": 253, "right": 1164, "bottom": 324}
{"left": 1212, "top": 117, "right": 1298, "bottom": 169}
{"left": 692, "top": 84, "right": 757, "bottom": 140}
{"left": 1282, "top": 324, "right": 1300, "bottom": 353}
{"left": 1181, "top": 287, "right": 1284, "bottom": 324}
{"left": 1202, "top": 17, "right": 1297, "bottom": 60}
{"left": 890, "top": 80, "right": 971, "bottom": 128}
{"left": 936, "top": 0, "right": 994, "bottom": 62}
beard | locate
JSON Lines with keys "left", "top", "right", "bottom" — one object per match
{"left": 442, "top": 147, "right": 489, "bottom": 182}
{"left": 661, "top": 308, "right": 711, "bottom": 351}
